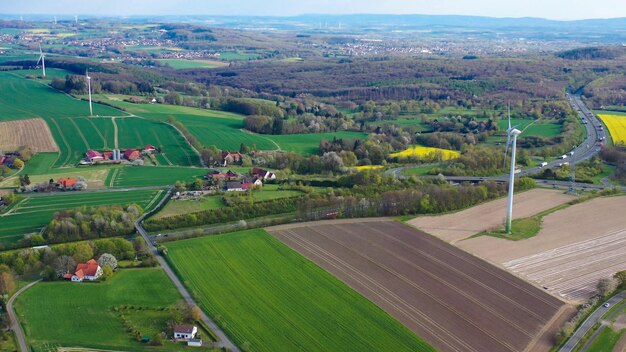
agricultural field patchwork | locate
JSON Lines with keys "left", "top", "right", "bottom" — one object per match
{"left": 390, "top": 145, "right": 460, "bottom": 160}
{"left": 14, "top": 269, "right": 192, "bottom": 351}
{"left": 598, "top": 113, "right": 626, "bottom": 145}
{"left": 0, "top": 118, "right": 58, "bottom": 152}
{"left": 166, "top": 229, "right": 434, "bottom": 352}
{"left": 0, "top": 189, "right": 165, "bottom": 244}
{"left": 271, "top": 221, "right": 568, "bottom": 352}
{"left": 158, "top": 59, "right": 228, "bottom": 69}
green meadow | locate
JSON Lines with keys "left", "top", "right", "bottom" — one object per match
{"left": 166, "top": 229, "right": 435, "bottom": 352}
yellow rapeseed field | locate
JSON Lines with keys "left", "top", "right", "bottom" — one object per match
{"left": 598, "top": 114, "right": 626, "bottom": 145}
{"left": 390, "top": 145, "right": 461, "bottom": 160}
{"left": 354, "top": 165, "right": 384, "bottom": 171}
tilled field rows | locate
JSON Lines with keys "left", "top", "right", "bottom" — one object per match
{"left": 0, "top": 118, "right": 59, "bottom": 152}
{"left": 271, "top": 221, "right": 565, "bottom": 352}
{"left": 504, "top": 229, "right": 626, "bottom": 301}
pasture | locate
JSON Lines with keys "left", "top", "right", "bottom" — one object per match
{"left": 153, "top": 195, "right": 224, "bottom": 219}
{"left": 598, "top": 113, "right": 626, "bottom": 145}
{"left": 497, "top": 118, "right": 562, "bottom": 137}
{"left": 271, "top": 221, "right": 567, "bottom": 352}
{"left": 158, "top": 59, "right": 228, "bottom": 69}
{"left": 108, "top": 166, "right": 206, "bottom": 188}
{"left": 0, "top": 189, "right": 165, "bottom": 243}
{"left": 14, "top": 269, "right": 188, "bottom": 351}
{"left": 390, "top": 145, "right": 460, "bottom": 160}
{"left": 0, "top": 166, "right": 111, "bottom": 189}
{"left": 0, "top": 118, "right": 58, "bottom": 152}
{"left": 271, "top": 131, "right": 368, "bottom": 155}
{"left": 166, "top": 229, "right": 434, "bottom": 352}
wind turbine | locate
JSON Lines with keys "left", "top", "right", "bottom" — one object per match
{"left": 86, "top": 70, "right": 93, "bottom": 116}
{"left": 504, "top": 107, "right": 522, "bottom": 234}
{"left": 36, "top": 44, "right": 46, "bottom": 77}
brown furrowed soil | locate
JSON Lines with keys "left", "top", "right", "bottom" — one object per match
{"left": 407, "top": 189, "right": 575, "bottom": 243}
{"left": 459, "top": 196, "right": 626, "bottom": 302}
{"left": 271, "top": 221, "right": 567, "bottom": 352}
{"left": 0, "top": 118, "right": 58, "bottom": 152}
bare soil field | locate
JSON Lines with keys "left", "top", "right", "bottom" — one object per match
{"left": 458, "top": 196, "right": 626, "bottom": 302}
{"left": 0, "top": 118, "right": 58, "bottom": 152}
{"left": 271, "top": 221, "right": 568, "bottom": 352}
{"left": 407, "top": 189, "right": 575, "bottom": 243}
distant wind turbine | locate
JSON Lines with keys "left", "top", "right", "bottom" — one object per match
{"left": 504, "top": 106, "right": 522, "bottom": 234}
{"left": 86, "top": 70, "right": 93, "bottom": 116}
{"left": 36, "top": 44, "right": 46, "bottom": 77}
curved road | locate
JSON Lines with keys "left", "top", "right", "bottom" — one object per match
{"left": 134, "top": 189, "right": 239, "bottom": 352}
{"left": 7, "top": 279, "right": 41, "bottom": 352}
{"left": 559, "top": 292, "right": 625, "bottom": 352}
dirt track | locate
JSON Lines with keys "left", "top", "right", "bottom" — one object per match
{"left": 271, "top": 221, "right": 567, "bottom": 352}
{"left": 0, "top": 118, "right": 59, "bottom": 152}
{"left": 407, "top": 189, "right": 575, "bottom": 243}
{"left": 458, "top": 196, "right": 626, "bottom": 301}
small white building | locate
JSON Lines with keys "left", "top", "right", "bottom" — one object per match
{"left": 64, "top": 259, "right": 103, "bottom": 282}
{"left": 174, "top": 325, "right": 197, "bottom": 341}
{"left": 188, "top": 339, "right": 202, "bottom": 347}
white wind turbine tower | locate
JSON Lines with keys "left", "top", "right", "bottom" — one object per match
{"left": 36, "top": 44, "right": 46, "bottom": 77}
{"left": 504, "top": 106, "right": 522, "bottom": 234}
{"left": 86, "top": 70, "right": 93, "bottom": 116}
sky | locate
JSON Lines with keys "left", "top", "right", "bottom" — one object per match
{"left": 1, "top": 0, "right": 626, "bottom": 21}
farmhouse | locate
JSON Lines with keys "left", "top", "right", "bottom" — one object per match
{"left": 207, "top": 169, "right": 238, "bottom": 181}
{"left": 251, "top": 167, "right": 276, "bottom": 180}
{"left": 124, "top": 149, "right": 141, "bottom": 160}
{"left": 221, "top": 151, "right": 242, "bottom": 166}
{"left": 86, "top": 150, "right": 103, "bottom": 163}
{"left": 173, "top": 324, "right": 197, "bottom": 340}
{"left": 57, "top": 177, "right": 76, "bottom": 189}
{"left": 64, "top": 259, "right": 102, "bottom": 282}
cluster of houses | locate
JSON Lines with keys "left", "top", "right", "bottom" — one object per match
{"left": 84, "top": 145, "right": 158, "bottom": 164}
{"left": 206, "top": 167, "right": 276, "bottom": 192}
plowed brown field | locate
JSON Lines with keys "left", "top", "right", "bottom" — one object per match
{"left": 0, "top": 118, "right": 58, "bottom": 152}
{"left": 271, "top": 221, "right": 569, "bottom": 352}
{"left": 407, "top": 189, "right": 575, "bottom": 243}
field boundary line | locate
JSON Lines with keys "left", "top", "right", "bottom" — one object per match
{"left": 281, "top": 228, "right": 476, "bottom": 352}
{"left": 84, "top": 118, "right": 108, "bottom": 148}
{"left": 144, "top": 190, "right": 163, "bottom": 211}
{"left": 240, "top": 128, "right": 282, "bottom": 151}
{"left": 306, "top": 225, "right": 519, "bottom": 352}
{"left": 112, "top": 116, "right": 119, "bottom": 149}
{"left": 47, "top": 118, "right": 72, "bottom": 167}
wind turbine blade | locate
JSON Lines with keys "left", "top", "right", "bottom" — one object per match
{"left": 507, "top": 104, "right": 511, "bottom": 130}
{"left": 36, "top": 55, "right": 42, "bottom": 66}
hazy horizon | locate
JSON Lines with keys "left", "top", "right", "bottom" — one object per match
{"left": 1, "top": 0, "right": 626, "bottom": 21}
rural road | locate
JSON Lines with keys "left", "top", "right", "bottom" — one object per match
{"left": 559, "top": 292, "right": 625, "bottom": 352}
{"left": 134, "top": 189, "right": 239, "bottom": 352}
{"left": 7, "top": 279, "right": 42, "bottom": 352}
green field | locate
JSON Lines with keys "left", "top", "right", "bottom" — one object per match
{"left": 0, "top": 189, "right": 165, "bottom": 243}
{"left": 166, "top": 229, "right": 434, "bottom": 352}
{"left": 14, "top": 269, "right": 196, "bottom": 351}
{"left": 400, "top": 165, "right": 439, "bottom": 176}
{"left": 249, "top": 184, "right": 302, "bottom": 201}
{"left": 154, "top": 195, "right": 224, "bottom": 219}
{"left": 158, "top": 59, "right": 225, "bottom": 69}
{"left": 585, "top": 327, "right": 625, "bottom": 352}
{"left": 108, "top": 166, "right": 207, "bottom": 188}
{"left": 270, "top": 131, "right": 368, "bottom": 154}
{"left": 497, "top": 118, "right": 562, "bottom": 137}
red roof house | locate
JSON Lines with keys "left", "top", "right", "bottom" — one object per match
{"left": 103, "top": 151, "right": 113, "bottom": 160}
{"left": 57, "top": 177, "right": 77, "bottom": 188}
{"left": 221, "top": 151, "right": 242, "bottom": 166}
{"left": 69, "top": 259, "right": 102, "bottom": 282}
{"left": 124, "top": 149, "right": 141, "bottom": 160}
{"left": 86, "top": 150, "right": 103, "bottom": 162}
